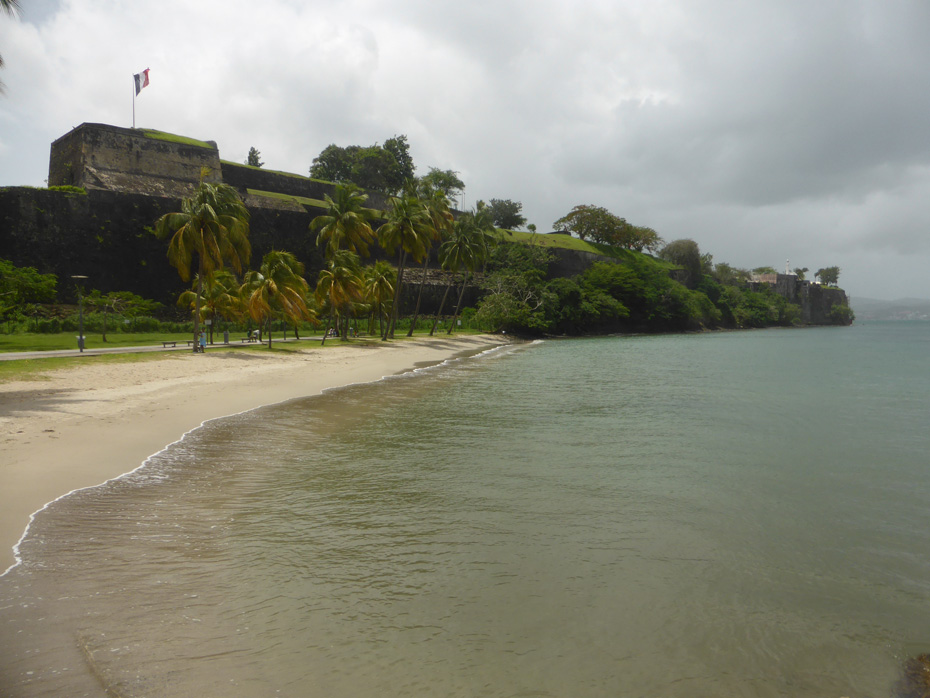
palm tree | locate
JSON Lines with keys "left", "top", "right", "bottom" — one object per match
{"left": 155, "top": 172, "right": 251, "bottom": 351}
{"left": 310, "top": 183, "right": 378, "bottom": 258}
{"left": 0, "top": 1, "right": 19, "bottom": 93}
{"left": 430, "top": 220, "right": 481, "bottom": 335}
{"left": 405, "top": 186, "right": 454, "bottom": 336}
{"left": 241, "top": 251, "right": 313, "bottom": 349}
{"left": 178, "top": 270, "right": 243, "bottom": 344}
{"left": 315, "top": 250, "right": 362, "bottom": 345}
{"left": 362, "top": 261, "right": 396, "bottom": 339}
{"left": 377, "top": 193, "right": 431, "bottom": 339}
{"left": 447, "top": 204, "right": 497, "bottom": 334}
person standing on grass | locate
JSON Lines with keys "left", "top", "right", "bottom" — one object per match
{"left": 199, "top": 330, "right": 207, "bottom": 353}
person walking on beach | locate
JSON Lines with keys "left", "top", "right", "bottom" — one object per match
{"left": 198, "top": 330, "right": 207, "bottom": 353}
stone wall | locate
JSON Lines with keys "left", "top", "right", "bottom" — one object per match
{"left": 48, "top": 123, "right": 221, "bottom": 200}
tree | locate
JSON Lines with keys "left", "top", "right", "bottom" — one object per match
{"left": 658, "top": 239, "right": 703, "bottom": 289}
{"left": 177, "top": 270, "right": 242, "bottom": 343}
{"left": 246, "top": 147, "right": 264, "bottom": 168}
{"left": 552, "top": 204, "right": 619, "bottom": 243}
{"left": 87, "top": 290, "right": 154, "bottom": 343}
{"left": 419, "top": 168, "right": 465, "bottom": 202}
{"left": 430, "top": 217, "right": 485, "bottom": 335}
{"left": 0, "top": 258, "right": 56, "bottom": 332}
{"left": 154, "top": 172, "right": 251, "bottom": 351}
{"left": 406, "top": 187, "right": 453, "bottom": 336}
{"left": 377, "top": 192, "right": 432, "bottom": 339}
{"left": 315, "top": 250, "right": 362, "bottom": 344}
{"left": 362, "top": 261, "right": 396, "bottom": 338}
{"left": 488, "top": 199, "right": 526, "bottom": 230}
{"left": 815, "top": 266, "right": 841, "bottom": 286}
{"left": 752, "top": 266, "right": 777, "bottom": 276}
{"left": 714, "top": 262, "right": 750, "bottom": 285}
{"left": 309, "top": 138, "right": 414, "bottom": 194}
{"left": 351, "top": 145, "right": 403, "bottom": 193}
{"left": 793, "top": 267, "right": 809, "bottom": 281}
{"left": 310, "top": 144, "right": 355, "bottom": 183}
{"left": 0, "top": 258, "right": 57, "bottom": 306}
{"left": 310, "top": 183, "right": 377, "bottom": 257}
{"left": 631, "top": 226, "right": 664, "bottom": 253}
{"left": 0, "top": 0, "right": 19, "bottom": 93}
{"left": 384, "top": 135, "right": 415, "bottom": 184}
{"left": 447, "top": 203, "right": 497, "bottom": 334}
{"left": 241, "top": 251, "right": 312, "bottom": 349}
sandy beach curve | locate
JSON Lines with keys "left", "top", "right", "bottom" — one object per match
{"left": 0, "top": 335, "right": 509, "bottom": 573}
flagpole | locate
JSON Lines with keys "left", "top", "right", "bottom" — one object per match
{"left": 132, "top": 75, "right": 136, "bottom": 129}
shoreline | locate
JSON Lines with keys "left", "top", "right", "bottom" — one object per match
{"left": 0, "top": 335, "right": 510, "bottom": 574}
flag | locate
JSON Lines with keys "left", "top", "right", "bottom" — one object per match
{"left": 133, "top": 68, "right": 150, "bottom": 96}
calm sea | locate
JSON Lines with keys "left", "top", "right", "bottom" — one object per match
{"left": 2, "top": 323, "right": 929, "bottom": 698}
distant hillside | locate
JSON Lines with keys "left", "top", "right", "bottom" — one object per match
{"left": 851, "top": 297, "right": 930, "bottom": 321}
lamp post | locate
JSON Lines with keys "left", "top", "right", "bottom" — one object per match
{"left": 71, "top": 275, "right": 88, "bottom": 352}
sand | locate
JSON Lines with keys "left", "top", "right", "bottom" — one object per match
{"left": 0, "top": 335, "right": 509, "bottom": 573}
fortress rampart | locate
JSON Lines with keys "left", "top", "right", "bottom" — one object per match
{"left": 2, "top": 122, "right": 849, "bottom": 323}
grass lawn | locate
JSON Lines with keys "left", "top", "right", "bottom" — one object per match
{"left": 0, "top": 332, "right": 204, "bottom": 353}
{"left": 0, "top": 351, "right": 186, "bottom": 383}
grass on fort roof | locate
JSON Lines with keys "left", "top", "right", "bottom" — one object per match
{"left": 139, "top": 129, "right": 214, "bottom": 149}
{"left": 247, "top": 189, "right": 386, "bottom": 219}
{"left": 221, "top": 160, "right": 333, "bottom": 185}
{"left": 498, "top": 229, "right": 674, "bottom": 266}
{"left": 247, "top": 188, "right": 328, "bottom": 209}
{"left": 498, "top": 229, "right": 619, "bottom": 256}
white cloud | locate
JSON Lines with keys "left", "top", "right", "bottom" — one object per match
{"left": 1, "top": 0, "right": 929, "bottom": 299}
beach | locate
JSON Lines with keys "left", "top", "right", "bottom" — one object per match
{"left": 0, "top": 335, "right": 508, "bottom": 574}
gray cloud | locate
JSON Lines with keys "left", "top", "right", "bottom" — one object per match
{"left": 1, "top": 0, "right": 928, "bottom": 300}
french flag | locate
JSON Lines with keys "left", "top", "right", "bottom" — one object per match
{"left": 133, "top": 68, "right": 150, "bottom": 96}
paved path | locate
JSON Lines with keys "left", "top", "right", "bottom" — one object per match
{"left": 0, "top": 335, "right": 325, "bottom": 361}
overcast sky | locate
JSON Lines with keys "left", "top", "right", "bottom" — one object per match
{"left": 2, "top": 0, "right": 929, "bottom": 300}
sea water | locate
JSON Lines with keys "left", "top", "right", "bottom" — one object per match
{"left": 1, "top": 323, "right": 929, "bottom": 697}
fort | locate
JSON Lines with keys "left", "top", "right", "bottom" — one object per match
{"left": 1, "top": 122, "right": 849, "bottom": 324}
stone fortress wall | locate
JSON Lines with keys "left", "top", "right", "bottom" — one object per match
{"left": 2, "top": 122, "right": 849, "bottom": 322}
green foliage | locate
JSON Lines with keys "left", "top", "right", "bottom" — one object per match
{"left": 246, "top": 147, "right": 264, "bottom": 168}
{"left": 310, "top": 184, "right": 377, "bottom": 257}
{"left": 47, "top": 185, "right": 87, "bottom": 194}
{"left": 0, "top": 259, "right": 58, "bottom": 306}
{"left": 552, "top": 205, "right": 663, "bottom": 252}
{"left": 139, "top": 129, "right": 214, "bottom": 149}
{"left": 487, "top": 242, "right": 552, "bottom": 278}
{"left": 418, "top": 168, "right": 465, "bottom": 201}
{"left": 247, "top": 189, "right": 329, "bottom": 210}
{"left": 552, "top": 204, "right": 616, "bottom": 242}
{"left": 658, "top": 239, "right": 703, "bottom": 289}
{"left": 383, "top": 135, "right": 415, "bottom": 184}
{"left": 829, "top": 303, "right": 855, "bottom": 325}
{"left": 488, "top": 198, "right": 526, "bottom": 230}
{"left": 815, "top": 266, "right": 841, "bottom": 286}
{"left": 310, "top": 137, "right": 414, "bottom": 194}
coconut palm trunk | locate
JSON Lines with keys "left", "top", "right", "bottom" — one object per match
{"left": 406, "top": 257, "right": 431, "bottom": 337}
{"left": 193, "top": 266, "right": 204, "bottom": 352}
{"left": 447, "top": 272, "right": 470, "bottom": 335}
{"left": 385, "top": 250, "right": 407, "bottom": 340}
{"left": 430, "top": 274, "right": 456, "bottom": 335}
{"left": 321, "top": 309, "right": 335, "bottom": 346}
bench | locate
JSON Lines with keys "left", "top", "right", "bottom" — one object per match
{"left": 162, "top": 341, "right": 177, "bottom": 348}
